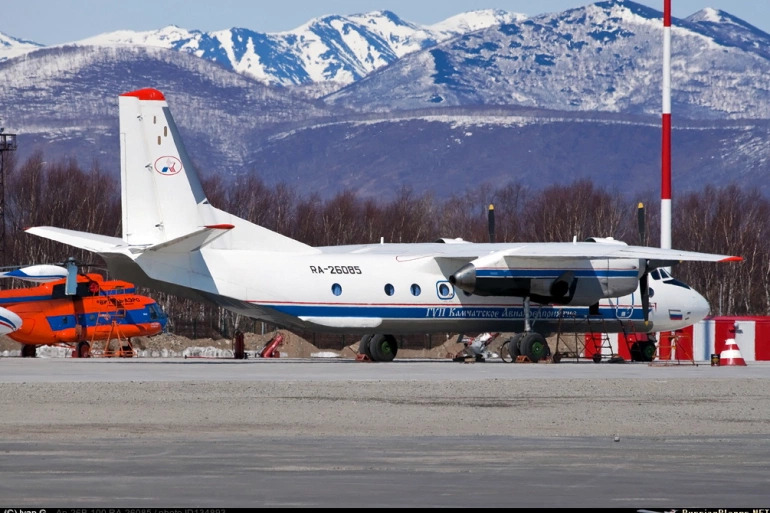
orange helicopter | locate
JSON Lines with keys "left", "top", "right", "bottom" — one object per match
{"left": 0, "top": 263, "right": 167, "bottom": 357}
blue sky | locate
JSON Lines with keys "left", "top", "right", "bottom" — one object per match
{"left": 4, "top": 1, "right": 769, "bottom": 45}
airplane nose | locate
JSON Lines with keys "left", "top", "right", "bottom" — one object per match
{"left": 689, "top": 289, "right": 711, "bottom": 324}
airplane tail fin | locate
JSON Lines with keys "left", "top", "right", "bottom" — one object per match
{"left": 119, "top": 88, "right": 309, "bottom": 252}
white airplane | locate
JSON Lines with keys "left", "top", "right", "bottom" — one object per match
{"left": 26, "top": 88, "right": 742, "bottom": 362}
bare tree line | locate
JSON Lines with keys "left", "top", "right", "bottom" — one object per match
{"left": 2, "top": 152, "right": 764, "bottom": 341}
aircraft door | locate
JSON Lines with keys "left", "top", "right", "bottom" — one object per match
{"left": 609, "top": 293, "right": 635, "bottom": 320}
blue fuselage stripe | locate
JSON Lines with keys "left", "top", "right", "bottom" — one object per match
{"left": 262, "top": 304, "right": 645, "bottom": 321}
{"left": 0, "top": 294, "right": 51, "bottom": 305}
{"left": 475, "top": 269, "right": 638, "bottom": 278}
{"left": 44, "top": 309, "right": 168, "bottom": 330}
{"left": 0, "top": 288, "right": 137, "bottom": 306}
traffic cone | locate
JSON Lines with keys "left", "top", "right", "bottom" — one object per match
{"left": 719, "top": 338, "right": 747, "bottom": 366}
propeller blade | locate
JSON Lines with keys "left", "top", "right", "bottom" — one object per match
{"left": 488, "top": 204, "right": 495, "bottom": 243}
{"left": 636, "top": 203, "right": 651, "bottom": 322}
{"left": 64, "top": 257, "right": 78, "bottom": 296}
{"left": 640, "top": 268, "right": 650, "bottom": 322}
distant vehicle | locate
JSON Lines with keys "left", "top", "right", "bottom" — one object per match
{"left": 0, "top": 265, "right": 167, "bottom": 357}
{"left": 27, "top": 89, "right": 742, "bottom": 362}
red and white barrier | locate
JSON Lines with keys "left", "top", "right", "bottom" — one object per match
{"left": 689, "top": 316, "right": 770, "bottom": 362}
{"left": 580, "top": 316, "right": 770, "bottom": 362}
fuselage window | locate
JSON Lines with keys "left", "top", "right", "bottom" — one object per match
{"left": 410, "top": 284, "right": 421, "bottom": 296}
{"left": 651, "top": 269, "right": 661, "bottom": 280}
{"left": 331, "top": 283, "right": 342, "bottom": 296}
{"left": 437, "top": 282, "right": 454, "bottom": 299}
{"left": 384, "top": 284, "right": 395, "bottom": 296}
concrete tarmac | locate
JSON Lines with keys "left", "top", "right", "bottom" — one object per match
{"left": 1, "top": 357, "right": 768, "bottom": 508}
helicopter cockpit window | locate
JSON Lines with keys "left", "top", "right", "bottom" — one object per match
{"left": 147, "top": 303, "right": 166, "bottom": 321}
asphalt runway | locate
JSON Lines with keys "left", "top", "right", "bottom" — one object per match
{"left": 1, "top": 357, "right": 769, "bottom": 508}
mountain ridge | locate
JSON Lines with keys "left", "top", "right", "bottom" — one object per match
{"left": 0, "top": 9, "right": 523, "bottom": 87}
{"left": 1, "top": 0, "right": 768, "bottom": 202}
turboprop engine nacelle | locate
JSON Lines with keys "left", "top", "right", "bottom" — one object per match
{"left": 449, "top": 253, "right": 642, "bottom": 305}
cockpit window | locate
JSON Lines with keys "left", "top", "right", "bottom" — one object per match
{"left": 663, "top": 277, "right": 692, "bottom": 290}
{"left": 650, "top": 268, "right": 691, "bottom": 289}
{"left": 148, "top": 303, "right": 165, "bottom": 320}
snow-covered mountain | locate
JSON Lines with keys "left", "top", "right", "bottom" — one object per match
{"left": 0, "top": 9, "right": 522, "bottom": 87}
{"left": 4, "top": 1, "right": 768, "bottom": 119}
{"left": 684, "top": 7, "right": 770, "bottom": 60}
{"left": 0, "top": 32, "right": 43, "bottom": 62}
{"left": 324, "top": 1, "right": 770, "bottom": 119}
{"left": 0, "top": 0, "right": 769, "bottom": 202}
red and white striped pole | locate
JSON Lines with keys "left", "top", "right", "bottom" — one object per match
{"left": 661, "top": 0, "right": 672, "bottom": 251}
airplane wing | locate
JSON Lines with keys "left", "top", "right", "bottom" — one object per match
{"left": 28, "top": 226, "right": 741, "bottom": 266}
{"left": 598, "top": 244, "right": 742, "bottom": 268}
{"left": 426, "top": 241, "right": 741, "bottom": 265}
{"left": 425, "top": 241, "right": 741, "bottom": 301}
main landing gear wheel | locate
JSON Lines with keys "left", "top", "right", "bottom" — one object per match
{"left": 640, "top": 340, "right": 656, "bottom": 361}
{"left": 369, "top": 334, "right": 398, "bottom": 362}
{"left": 519, "top": 333, "right": 550, "bottom": 363}
{"left": 20, "top": 344, "right": 37, "bottom": 358}
{"left": 630, "top": 341, "right": 656, "bottom": 362}
{"left": 358, "top": 335, "right": 373, "bottom": 360}
{"left": 503, "top": 333, "right": 523, "bottom": 363}
{"left": 76, "top": 341, "right": 91, "bottom": 358}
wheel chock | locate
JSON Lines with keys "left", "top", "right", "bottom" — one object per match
{"left": 451, "top": 354, "right": 480, "bottom": 363}
{"left": 515, "top": 355, "right": 531, "bottom": 363}
{"left": 355, "top": 354, "right": 372, "bottom": 362}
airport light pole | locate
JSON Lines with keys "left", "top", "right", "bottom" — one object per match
{"left": 0, "top": 128, "right": 17, "bottom": 266}
{"left": 661, "top": 0, "right": 672, "bottom": 253}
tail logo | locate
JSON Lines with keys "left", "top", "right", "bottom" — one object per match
{"left": 154, "top": 156, "right": 183, "bottom": 176}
